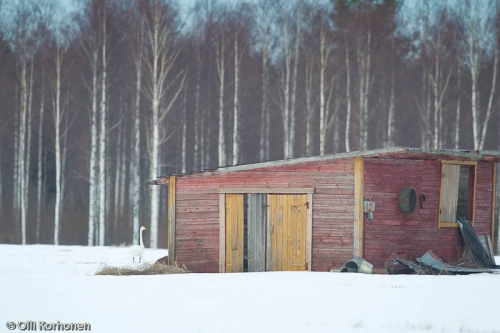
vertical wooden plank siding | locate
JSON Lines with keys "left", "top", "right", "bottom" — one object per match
{"left": 267, "top": 194, "right": 281, "bottom": 271}
{"left": 225, "top": 194, "right": 244, "bottom": 272}
{"left": 306, "top": 193, "right": 313, "bottom": 271}
{"left": 167, "top": 176, "right": 176, "bottom": 266}
{"left": 247, "top": 194, "right": 266, "bottom": 272}
{"left": 219, "top": 193, "right": 226, "bottom": 273}
{"left": 174, "top": 158, "right": 355, "bottom": 272}
{"left": 354, "top": 156, "right": 364, "bottom": 257}
{"left": 439, "top": 164, "right": 460, "bottom": 223}
{"left": 492, "top": 163, "right": 497, "bottom": 245}
{"left": 290, "top": 194, "right": 307, "bottom": 271}
{"left": 267, "top": 194, "right": 307, "bottom": 271}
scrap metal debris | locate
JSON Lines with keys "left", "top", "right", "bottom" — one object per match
{"left": 392, "top": 251, "right": 493, "bottom": 275}
{"left": 390, "top": 215, "right": 499, "bottom": 275}
{"left": 456, "top": 215, "right": 499, "bottom": 269}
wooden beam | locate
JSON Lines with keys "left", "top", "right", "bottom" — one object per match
{"left": 219, "top": 193, "right": 226, "bottom": 273}
{"left": 354, "top": 156, "right": 364, "bottom": 257}
{"left": 492, "top": 163, "right": 497, "bottom": 246}
{"left": 167, "top": 176, "right": 176, "bottom": 266}
{"left": 218, "top": 187, "right": 315, "bottom": 194}
{"left": 306, "top": 193, "right": 313, "bottom": 271}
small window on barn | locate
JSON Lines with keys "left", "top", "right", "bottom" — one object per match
{"left": 438, "top": 161, "right": 476, "bottom": 228}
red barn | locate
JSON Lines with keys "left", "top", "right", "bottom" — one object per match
{"left": 150, "top": 147, "right": 499, "bottom": 273}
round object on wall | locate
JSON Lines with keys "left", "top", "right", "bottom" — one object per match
{"left": 399, "top": 188, "right": 416, "bottom": 213}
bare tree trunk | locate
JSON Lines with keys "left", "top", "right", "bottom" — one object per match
{"left": 289, "top": 2, "right": 301, "bottom": 158}
{"left": 181, "top": 86, "right": 188, "bottom": 173}
{"left": 114, "top": 124, "right": 123, "bottom": 233}
{"left": 386, "top": 27, "right": 396, "bottom": 147}
{"left": 454, "top": 55, "right": 461, "bottom": 149}
{"left": 36, "top": 69, "right": 45, "bottom": 243}
{"left": 216, "top": 30, "right": 226, "bottom": 166}
{"left": 23, "top": 57, "right": 34, "bottom": 243}
{"left": 281, "top": 13, "right": 291, "bottom": 159}
{"left": 194, "top": 49, "right": 201, "bottom": 170}
{"left": 319, "top": 23, "right": 331, "bottom": 155}
{"left": 87, "top": 46, "right": 99, "bottom": 246}
{"left": 232, "top": 34, "right": 241, "bottom": 165}
{"left": 53, "top": 46, "right": 63, "bottom": 246}
{"left": 98, "top": 9, "right": 107, "bottom": 246}
{"left": 305, "top": 51, "right": 314, "bottom": 157}
{"left": 259, "top": 45, "right": 269, "bottom": 161}
{"left": 19, "top": 56, "right": 27, "bottom": 245}
{"left": 345, "top": 40, "right": 352, "bottom": 152}
{"left": 130, "top": 17, "right": 143, "bottom": 246}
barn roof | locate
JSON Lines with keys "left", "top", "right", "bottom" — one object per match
{"left": 149, "top": 147, "right": 500, "bottom": 185}
{"left": 217, "top": 147, "right": 500, "bottom": 173}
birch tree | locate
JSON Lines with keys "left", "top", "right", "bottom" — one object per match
{"left": 142, "top": 0, "right": 184, "bottom": 248}
{"left": 50, "top": 42, "right": 64, "bottom": 245}
{"left": 98, "top": 5, "right": 108, "bottom": 246}
{"left": 255, "top": 0, "right": 272, "bottom": 161}
{"left": 464, "top": 0, "right": 499, "bottom": 149}
{"left": 127, "top": 6, "right": 144, "bottom": 245}
{"left": 215, "top": 10, "right": 227, "bottom": 166}
{"left": 2, "top": 0, "right": 42, "bottom": 244}
{"left": 79, "top": 0, "right": 103, "bottom": 246}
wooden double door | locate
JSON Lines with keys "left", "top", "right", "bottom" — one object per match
{"left": 225, "top": 193, "right": 308, "bottom": 272}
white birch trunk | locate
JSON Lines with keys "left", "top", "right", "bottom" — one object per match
{"left": 282, "top": 14, "right": 291, "bottom": 159}
{"left": 386, "top": 29, "right": 396, "bottom": 147}
{"left": 98, "top": 11, "right": 107, "bottom": 246}
{"left": 19, "top": 57, "right": 27, "bottom": 245}
{"left": 289, "top": 3, "right": 301, "bottom": 159}
{"left": 319, "top": 23, "right": 328, "bottom": 156}
{"left": 130, "top": 20, "right": 143, "bottom": 246}
{"left": 305, "top": 52, "right": 313, "bottom": 157}
{"left": 454, "top": 55, "right": 461, "bottom": 149}
{"left": 53, "top": 46, "right": 62, "bottom": 246}
{"left": 87, "top": 48, "right": 99, "bottom": 246}
{"left": 232, "top": 35, "right": 240, "bottom": 166}
{"left": 345, "top": 40, "right": 351, "bottom": 152}
{"left": 216, "top": 31, "right": 226, "bottom": 167}
{"left": 259, "top": 46, "right": 268, "bottom": 161}
{"left": 114, "top": 125, "right": 122, "bottom": 232}
{"left": 23, "top": 58, "right": 34, "bottom": 243}
{"left": 194, "top": 49, "right": 201, "bottom": 170}
{"left": 182, "top": 86, "right": 188, "bottom": 173}
{"left": 36, "top": 69, "right": 45, "bottom": 242}
{"left": 479, "top": 41, "right": 498, "bottom": 149}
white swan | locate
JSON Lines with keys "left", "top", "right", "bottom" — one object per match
{"left": 129, "top": 226, "right": 146, "bottom": 263}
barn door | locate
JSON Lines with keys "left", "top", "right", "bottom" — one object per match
{"left": 225, "top": 194, "right": 244, "bottom": 272}
{"left": 267, "top": 194, "right": 308, "bottom": 271}
{"left": 247, "top": 194, "right": 266, "bottom": 272}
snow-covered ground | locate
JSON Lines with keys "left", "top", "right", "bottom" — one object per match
{"left": 1, "top": 245, "right": 499, "bottom": 333}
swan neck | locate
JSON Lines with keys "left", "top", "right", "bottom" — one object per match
{"left": 139, "top": 229, "right": 144, "bottom": 247}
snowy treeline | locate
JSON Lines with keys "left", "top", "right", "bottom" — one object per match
{"left": 0, "top": 0, "right": 499, "bottom": 247}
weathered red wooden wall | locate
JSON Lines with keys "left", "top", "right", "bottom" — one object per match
{"left": 174, "top": 158, "right": 356, "bottom": 272}
{"left": 363, "top": 159, "right": 493, "bottom": 268}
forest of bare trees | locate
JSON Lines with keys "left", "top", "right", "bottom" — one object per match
{"left": 0, "top": 0, "right": 499, "bottom": 247}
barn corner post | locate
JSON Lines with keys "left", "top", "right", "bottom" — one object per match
{"left": 219, "top": 192, "right": 226, "bottom": 273}
{"left": 354, "top": 156, "right": 364, "bottom": 258}
{"left": 168, "top": 176, "right": 176, "bottom": 266}
{"left": 492, "top": 163, "right": 497, "bottom": 247}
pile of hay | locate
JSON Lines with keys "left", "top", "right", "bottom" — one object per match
{"left": 95, "top": 262, "right": 189, "bottom": 276}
